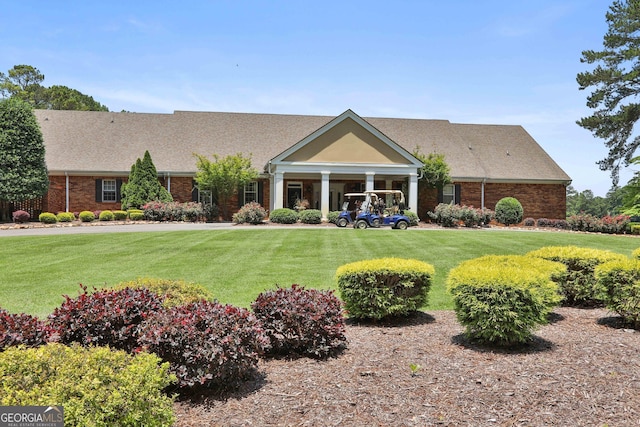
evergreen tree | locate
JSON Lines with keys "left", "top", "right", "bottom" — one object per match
{"left": 120, "top": 151, "right": 172, "bottom": 210}
{"left": 0, "top": 98, "right": 49, "bottom": 219}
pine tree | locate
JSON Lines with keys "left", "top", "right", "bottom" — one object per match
{"left": 120, "top": 151, "right": 172, "bottom": 210}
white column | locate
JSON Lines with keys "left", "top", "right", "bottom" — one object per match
{"left": 274, "top": 172, "right": 284, "bottom": 210}
{"left": 408, "top": 173, "right": 419, "bottom": 213}
{"left": 366, "top": 172, "right": 375, "bottom": 191}
{"left": 321, "top": 171, "right": 330, "bottom": 220}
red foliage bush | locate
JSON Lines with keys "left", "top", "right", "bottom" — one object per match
{"left": 0, "top": 309, "right": 47, "bottom": 350}
{"left": 46, "top": 285, "right": 164, "bottom": 352}
{"left": 11, "top": 210, "right": 30, "bottom": 223}
{"left": 137, "top": 301, "right": 269, "bottom": 389}
{"left": 252, "top": 284, "right": 347, "bottom": 358}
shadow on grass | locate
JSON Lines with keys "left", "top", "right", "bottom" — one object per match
{"left": 345, "top": 311, "right": 436, "bottom": 328}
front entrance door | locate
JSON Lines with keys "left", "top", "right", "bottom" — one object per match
{"left": 287, "top": 182, "right": 303, "bottom": 209}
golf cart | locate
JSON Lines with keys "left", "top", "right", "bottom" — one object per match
{"left": 335, "top": 190, "right": 412, "bottom": 230}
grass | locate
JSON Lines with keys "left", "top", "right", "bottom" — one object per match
{"left": 0, "top": 227, "right": 638, "bottom": 317}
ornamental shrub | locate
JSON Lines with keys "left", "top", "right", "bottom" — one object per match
{"left": 428, "top": 203, "right": 460, "bottom": 227}
{"left": 633, "top": 247, "right": 640, "bottom": 259}
{"left": 494, "top": 197, "right": 523, "bottom": 226}
{"left": 38, "top": 212, "right": 57, "bottom": 224}
{"left": 113, "top": 210, "right": 128, "bottom": 220}
{"left": 269, "top": 208, "right": 298, "bottom": 224}
{"left": 56, "top": 212, "right": 75, "bottom": 222}
{"left": 526, "top": 246, "right": 627, "bottom": 306}
{"left": 336, "top": 258, "right": 435, "bottom": 320}
{"left": 327, "top": 210, "right": 341, "bottom": 224}
{"left": 523, "top": 217, "right": 536, "bottom": 227}
{"left": 46, "top": 285, "right": 165, "bottom": 352}
{"left": 78, "top": 210, "right": 95, "bottom": 222}
{"left": 0, "top": 343, "right": 176, "bottom": 426}
{"left": 447, "top": 255, "right": 564, "bottom": 346}
{"left": 299, "top": 209, "right": 322, "bottom": 224}
{"left": 595, "top": 259, "right": 640, "bottom": 327}
{"left": 12, "top": 210, "right": 30, "bottom": 223}
{"left": 457, "top": 205, "right": 480, "bottom": 227}
{"left": 404, "top": 210, "right": 420, "bottom": 227}
{"left": 129, "top": 209, "right": 144, "bottom": 221}
{"left": 99, "top": 209, "right": 115, "bottom": 221}
{"left": 137, "top": 301, "right": 269, "bottom": 390}
{"left": 142, "top": 201, "right": 204, "bottom": 222}
{"left": 233, "top": 201, "right": 267, "bottom": 224}
{"left": 113, "top": 278, "right": 214, "bottom": 308}
{"left": 252, "top": 284, "right": 346, "bottom": 358}
{"left": 0, "top": 309, "right": 47, "bottom": 350}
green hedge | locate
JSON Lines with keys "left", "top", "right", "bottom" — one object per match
{"left": 447, "top": 255, "right": 564, "bottom": 346}
{"left": 112, "top": 277, "right": 214, "bottom": 308}
{"left": 78, "top": 210, "right": 95, "bottom": 222}
{"left": 526, "top": 246, "right": 627, "bottom": 306}
{"left": 595, "top": 259, "right": 640, "bottom": 327}
{"left": 56, "top": 212, "right": 75, "bottom": 222}
{"left": 38, "top": 212, "right": 57, "bottom": 224}
{"left": 269, "top": 208, "right": 298, "bottom": 224}
{"left": 114, "top": 210, "right": 128, "bottom": 220}
{"left": 99, "top": 210, "right": 115, "bottom": 221}
{"left": 0, "top": 343, "right": 176, "bottom": 426}
{"left": 299, "top": 209, "right": 322, "bottom": 224}
{"left": 336, "top": 257, "right": 435, "bottom": 319}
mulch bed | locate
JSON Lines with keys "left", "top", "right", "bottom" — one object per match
{"left": 174, "top": 307, "right": 639, "bottom": 426}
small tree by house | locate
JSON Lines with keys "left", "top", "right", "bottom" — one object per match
{"left": 413, "top": 148, "right": 452, "bottom": 192}
{"left": 194, "top": 153, "right": 259, "bottom": 220}
{"left": 0, "top": 98, "right": 49, "bottom": 221}
{"left": 120, "top": 150, "right": 172, "bottom": 210}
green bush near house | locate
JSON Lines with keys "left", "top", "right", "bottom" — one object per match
{"left": 595, "top": 259, "right": 640, "bottom": 327}
{"left": 78, "top": 210, "right": 95, "bottom": 222}
{"left": 336, "top": 257, "right": 435, "bottom": 320}
{"left": 99, "top": 210, "right": 115, "bottom": 221}
{"left": 447, "top": 255, "right": 565, "bottom": 346}
{"left": 269, "top": 208, "right": 298, "bottom": 224}
{"left": 526, "top": 246, "right": 627, "bottom": 306}
{"left": 113, "top": 210, "right": 128, "bottom": 220}
{"left": 38, "top": 212, "right": 57, "bottom": 224}
{"left": 0, "top": 343, "right": 176, "bottom": 427}
{"left": 113, "top": 278, "right": 214, "bottom": 308}
{"left": 404, "top": 210, "right": 420, "bottom": 227}
{"left": 299, "top": 209, "right": 322, "bottom": 224}
{"left": 326, "top": 211, "right": 341, "bottom": 224}
{"left": 494, "top": 197, "right": 524, "bottom": 226}
{"left": 55, "top": 212, "right": 75, "bottom": 222}
{"left": 128, "top": 209, "right": 144, "bottom": 221}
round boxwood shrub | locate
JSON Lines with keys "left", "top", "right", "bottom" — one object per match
{"left": 494, "top": 197, "right": 523, "bottom": 226}
{"left": 78, "top": 210, "right": 95, "bottom": 222}
{"left": 327, "top": 211, "right": 341, "bottom": 224}
{"left": 0, "top": 308, "right": 47, "bottom": 350}
{"left": 0, "top": 343, "right": 176, "bottom": 426}
{"left": 269, "top": 208, "right": 298, "bottom": 224}
{"left": 447, "top": 255, "right": 565, "bottom": 346}
{"left": 38, "top": 212, "right": 57, "bottom": 224}
{"left": 99, "top": 210, "right": 115, "bottom": 221}
{"left": 56, "top": 212, "right": 75, "bottom": 222}
{"left": 252, "top": 284, "right": 346, "bottom": 358}
{"left": 299, "top": 209, "right": 322, "bottom": 224}
{"left": 129, "top": 210, "right": 145, "bottom": 221}
{"left": 336, "top": 258, "right": 435, "bottom": 320}
{"left": 526, "top": 246, "right": 627, "bottom": 306}
{"left": 595, "top": 259, "right": 640, "bottom": 327}
{"left": 113, "top": 210, "right": 128, "bottom": 220}
{"left": 113, "top": 278, "right": 214, "bottom": 308}
{"left": 137, "top": 301, "right": 269, "bottom": 390}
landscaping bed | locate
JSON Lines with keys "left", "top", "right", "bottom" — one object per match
{"left": 174, "top": 307, "right": 639, "bottom": 427}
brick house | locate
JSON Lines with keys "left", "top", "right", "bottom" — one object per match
{"left": 33, "top": 108, "right": 571, "bottom": 220}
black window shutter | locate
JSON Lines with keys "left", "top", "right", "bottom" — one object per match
{"left": 258, "top": 181, "right": 264, "bottom": 205}
{"left": 238, "top": 185, "right": 245, "bottom": 208}
{"left": 454, "top": 184, "right": 461, "bottom": 204}
{"left": 116, "top": 179, "right": 122, "bottom": 202}
{"left": 95, "top": 179, "right": 102, "bottom": 202}
{"left": 192, "top": 180, "right": 199, "bottom": 202}
{"left": 437, "top": 187, "right": 443, "bottom": 204}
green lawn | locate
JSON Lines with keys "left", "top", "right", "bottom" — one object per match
{"left": 1, "top": 228, "right": 638, "bottom": 317}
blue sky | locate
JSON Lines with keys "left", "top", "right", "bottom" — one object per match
{"left": 0, "top": 1, "right": 629, "bottom": 196}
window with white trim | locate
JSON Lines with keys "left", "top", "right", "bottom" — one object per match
{"left": 102, "top": 179, "right": 117, "bottom": 202}
{"left": 442, "top": 184, "right": 455, "bottom": 204}
{"left": 244, "top": 181, "right": 258, "bottom": 204}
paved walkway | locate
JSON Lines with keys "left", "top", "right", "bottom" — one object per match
{"left": 0, "top": 222, "right": 235, "bottom": 237}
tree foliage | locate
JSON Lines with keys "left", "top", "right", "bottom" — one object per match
{"left": 577, "top": 0, "right": 640, "bottom": 185}
{"left": 194, "top": 153, "right": 259, "bottom": 220}
{"left": 0, "top": 98, "right": 49, "bottom": 202}
{"left": 412, "top": 148, "right": 452, "bottom": 189}
{"left": 120, "top": 150, "right": 172, "bottom": 210}
{"left": 0, "top": 64, "right": 108, "bottom": 111}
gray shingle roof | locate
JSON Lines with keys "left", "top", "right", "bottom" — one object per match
{"left": 34, "top": 109, "right": 571, "bottom": 183}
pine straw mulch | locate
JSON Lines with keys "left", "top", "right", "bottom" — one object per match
{"left": 173, "top": 307, "right": 639, "bottom": 427}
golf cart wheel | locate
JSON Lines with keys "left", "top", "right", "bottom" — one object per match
{"left": 371, "top": 218, "right": 381, "bottom": 228}
{"left": 336, "top": 217, "right": 348, "bottom": 227}
{"left": 355, "top": 220, "right": 368, "bottom": 229}
{"left": 395, "top": 220, "right": 408, "bottom": 230}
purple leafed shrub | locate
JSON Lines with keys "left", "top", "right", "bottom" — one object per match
{"left": 137, "top": 301, "right": 269, "bottom": 390}
{"left": 0, "top": 309, "right": 47, "bottom": 350}
{"left": 12, "top": 210, "right": 30, "bottom": 223}
{"left": 252, "top": 284, "right": 347, "bottom": 359}
{"left": 46, "top": 285, "right": 165, "bottom": 352}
